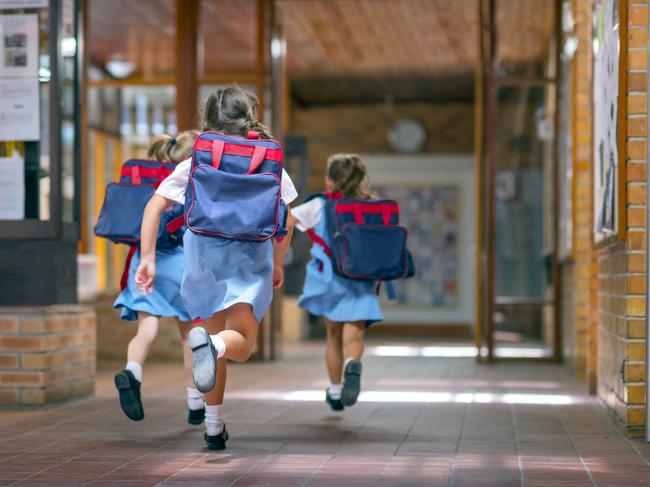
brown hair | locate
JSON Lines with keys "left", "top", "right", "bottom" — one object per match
{"left": 326, "top": 153, "right": 372, "bottom": 199}
{"left": 201, "top": 85, "right": 272, "bottom": 139}
{"left": 147, "top": 130, "right": 199, "bottom": 164}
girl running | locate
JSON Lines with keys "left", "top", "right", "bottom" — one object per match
{"left": 291, "top": 154, "right": 382, "bottom": 411}
{"left": 114, "top": 131, "right": 206, "bottom": 425}
{"left": 136, "top": 85, "right": 297, "bottom": 450}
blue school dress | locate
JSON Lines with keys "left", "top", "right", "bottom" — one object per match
{"left": 114, "top": 245, "right": 191, "bottom": 322}
{"left": 180, "top": 231, "right": 274, "bottom": 322}
{"left": 298, "top": 211, "right": 383, "bottom": 327}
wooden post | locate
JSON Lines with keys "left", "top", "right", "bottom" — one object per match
{"left": 175, "top": 0, "right": 199, "bottom": 131}
{"left": 256, "top": 0, "right": 270, "bottom": 120}
{"left": 79, "top": 0, "right": 89, "bottom": 254}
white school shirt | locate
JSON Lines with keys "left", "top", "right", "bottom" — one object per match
{"left": 156, "top": 158, "right": 299, "bottom": 205}
{"left": 291, "top": 198, "right": 323, "bottom": 232}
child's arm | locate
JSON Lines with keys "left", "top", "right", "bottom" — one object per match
{"left": 135, "top": 194, "right": 174, "bottom": 294}
{"left": 272, "top": 209, "right": 295, "bottom": 289}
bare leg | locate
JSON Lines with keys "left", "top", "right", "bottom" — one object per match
{"left": 325, "top": 319, "right": 344, "bottom": 384}
{"left": 177, "top": 320, "right": 196, "bottom": 388}
{"left": 340, "top": 321, "right": 366, "bottom": 407}
{"left": 342, "top": 321, "right": 366, "bottom": 360}
{"left": 126, "top": 312, "right": 159, "bottom": 366}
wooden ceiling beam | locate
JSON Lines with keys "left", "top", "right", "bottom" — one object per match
{"left": 86, "top": 71, "right": 258, "bottom": 89}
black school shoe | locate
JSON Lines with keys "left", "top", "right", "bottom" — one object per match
{"left": 188, "top": 406, "right": 206, "bottom": 425}
{"left": 114, "top": 369, "right": 144, "bottom": 421}
{"left": 326, "top": 389, "right": 344, "bottom": 411}
{"left": 188, "top": 327, "right": 217, "bottom": 393}
{"left": 204, "top": 425, "right": 229, "bottom": 451}
{"left": 341, "top": 359, "right": 362, "bottom": 407}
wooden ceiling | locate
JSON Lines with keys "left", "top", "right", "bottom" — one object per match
{"left": 88, "top": 0, "right": 555, "bottom": 103}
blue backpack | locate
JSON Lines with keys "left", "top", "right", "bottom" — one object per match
{"left": 184, "top": 130, "right": 288, "bottom": 241}
{"left": 307, "top": 193, "right": 415, "bottom": 292}
{"left": 94, "top": 160, "right": 186, "bottom": 248}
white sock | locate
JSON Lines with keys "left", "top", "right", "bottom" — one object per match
{"left": 209, "top": 334, "right": 226, "bottom": 358}
{"left": 125, "top": 361, "right": 142, "bottom": 383}
{"left": 344, "top": 357, "right": 359, "bottom": 368}
{"left": 205, "top": 404, "right": 224, "bottom": 436}
{"left": 186, "top": 387, "right": 204, "bottom": 410}
{"left": 329, "top": 383, "right": 342, "bottom": 399}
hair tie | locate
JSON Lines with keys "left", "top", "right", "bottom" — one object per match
{"left": 169, "top": 138, "right": 177, "bottom": 146}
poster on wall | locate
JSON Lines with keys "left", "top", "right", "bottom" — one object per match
{"left": 0, "top": 14, "right": 40, "bottom": 141}
{"left": 592, "top": 0, "right": 619, "bottom": 242}
{"left": 375, "top": 184, "right": 459, "bottom": 308}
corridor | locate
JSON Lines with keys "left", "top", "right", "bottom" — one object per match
{"left": 0, "top": 342, "right": 649, "bottom": 486}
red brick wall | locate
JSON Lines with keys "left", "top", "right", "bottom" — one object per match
{"left": 0, "top": 306, "right": 96, "bottom": 406}
{"left": 95, "top": 295, "right": 184, "bottom": 361}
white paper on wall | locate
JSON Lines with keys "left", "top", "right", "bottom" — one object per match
{"left": 0, "top": 150, "right": 24, "bottom": 220}
{"left": 0, "top": 77, "right": 39, "bottom": 141}
{"left": 0, "top": 14, "right": 40, "bottom": 141}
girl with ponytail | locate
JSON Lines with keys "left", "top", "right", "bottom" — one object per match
{"left": 113, "top": 130, "right": 206, "bottom": 426}
{"left": 136, "top": 85, "right": 298, "bottom": 450}
{"left": 291, "top": 153, "right": 383, "bottom": 412}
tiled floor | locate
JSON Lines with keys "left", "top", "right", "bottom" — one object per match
{"left": 1, "top": 341, "right": 650, "bottom": 486}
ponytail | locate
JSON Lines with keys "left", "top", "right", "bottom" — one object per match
{"left": 201, "top": 84, "right": 274, "bottom": 139}
{"left": 326, "top": 154, "right": 372, "bottom": 199}
{"left": 146, "top": 130, "right": 198, "bottom": 164}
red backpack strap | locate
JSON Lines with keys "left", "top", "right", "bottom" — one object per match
{"left": 131, "top": 165, "right": 141, "bottom": 185}
{"left": 165, "top": 215, "right": 186, "bottom": 234}
{"left": 247, "top": 146, "right": 267, "bottom": 174}
{"left": 120, "top": 246, "right": 138, "bottom": 291}
{"left": 307, "top": 229, "right": 332, "bottom": 256}
{"left": 211, "top": 140, "right": 225, "bottom": 169}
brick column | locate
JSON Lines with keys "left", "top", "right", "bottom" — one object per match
{"left": 0, "top": 306, "right": 96, "bottom": 406}
{"left": 567, "top": 0, "right": 596, "bottom": 382}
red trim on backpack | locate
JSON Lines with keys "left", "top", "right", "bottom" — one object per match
{"left": 307, "top": 229, "right": 332, "bottom": 256}
{"left": 120, "top": 165, "right": 174, "bottom": 182}
{"left": 195, "top": 138, "right": 282, "bottom": 162}
{"left": 335, "top": 202, "right": 399, "bottom": 225}
{"left": 120, "top": 245, "right": 138, "bottom": 291}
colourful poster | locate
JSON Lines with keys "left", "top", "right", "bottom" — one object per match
{"left": 592, "top": 0, "right": 619, "bottom": 241}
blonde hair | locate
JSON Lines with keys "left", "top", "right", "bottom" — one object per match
{"left": 326, "top": 153, "right": 372, "bottom": 199}
{"left": 202, "top": 84, "right": 272, "bottom": 139}
{"left": 147, "top": 130, "right": 199, "bottom": 164}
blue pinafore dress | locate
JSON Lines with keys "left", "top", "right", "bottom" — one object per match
{"left": 180, "top": 231, "right": 274, "bottom": 322}
{"left": 114, "top": 245, "right": 192, "bottom": 322}
{"left": 298, "top": 207, "right": 383, "bottom": 327}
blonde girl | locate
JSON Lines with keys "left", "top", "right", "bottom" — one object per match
{"left": 114, "top": 131, "right": 206, "bottom": 425}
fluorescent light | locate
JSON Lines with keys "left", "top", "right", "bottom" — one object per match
{"left": 61, "top": 37, "right": 76, "bottom": 57}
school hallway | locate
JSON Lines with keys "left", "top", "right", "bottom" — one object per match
{"left": 0, "top": 342, "right": 647, "bottom": 487}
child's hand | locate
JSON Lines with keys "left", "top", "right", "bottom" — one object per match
{"left": 135, "top": 258, "right": 156, "bottom": 295}
{"left": 272, "top": 266, "right": 284, "bottom": 289}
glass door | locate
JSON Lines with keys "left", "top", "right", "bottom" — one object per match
{"left": 479, "top": 0, "right": 560, "bottom": 361}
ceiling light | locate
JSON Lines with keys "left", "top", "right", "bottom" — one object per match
{"left": 105, "top": 59, "right": 135, "bottom": 79}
